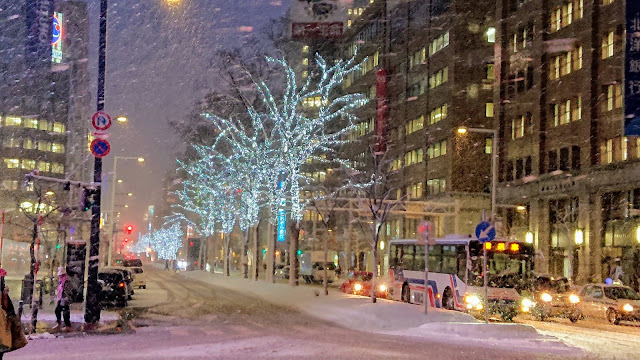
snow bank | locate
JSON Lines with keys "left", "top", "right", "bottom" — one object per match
{"left": 21, "top": 311, "right": 120, "bottom": 323}
{"left": 179, "top": 271, "right": 580, "bottom": 356}
{"left": 385, "top": 322, "right": 574, "bottom": 354}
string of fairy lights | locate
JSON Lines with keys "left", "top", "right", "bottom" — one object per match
{"left": 157, "top": 54, "right": 366, "bottom": 258}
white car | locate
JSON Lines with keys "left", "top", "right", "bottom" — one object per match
{"left": 579, "top": 284, "right": 640, "bottom": 324}
{"left": 130, "top": 267, "right": 146, "bottom": 289}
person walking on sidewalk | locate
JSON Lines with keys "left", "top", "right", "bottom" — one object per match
{"left": 53, "top": 267, "right": 72, "bottom": 332}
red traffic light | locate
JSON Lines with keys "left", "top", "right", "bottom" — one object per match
{"left": 125, "top": 225, "right": 133, "bottom": 234}
{"left": 124, "top": 238, "right": 129, "bottom": 243}
{"left": 189, "top": 242, "right": 194, "bottom": 246}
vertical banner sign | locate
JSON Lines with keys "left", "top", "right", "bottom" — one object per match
{"left": 290, "top": 0, "right": 347, "bottom": 39}
{"left": 625, "top": 2, "right": 640, "bottom": 136}
{"left": 52, "top": 12, "right": 63, "bottom": 63}
{"left": 277, "top": 181, "right": 286, "bottom": 242}
{"left": 376, "top": 69, "right": 388, "bottom": 152}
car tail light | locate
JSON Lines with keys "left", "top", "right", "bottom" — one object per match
{"left": 119, "top": 282, "right": 125, "bottom": 288}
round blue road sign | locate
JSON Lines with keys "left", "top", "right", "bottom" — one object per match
{"left": 90, "top": 138, "right": 110, "bottom": 158}
{"left": 475, "top": 221, "right": 496, "bottom": 243}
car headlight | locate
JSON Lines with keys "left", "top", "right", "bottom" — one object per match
{"left": 354, "top": 283, "right": 362, "bottom": 291}
{"left": 522, "top": 298, "right": 533, "bottom": 308}
{"left": 623, "top": 304, "right": 634, "bottom": 312}
{"left": 465, "top": 294, "right": 481, "bottom": 306}
{"left": 378, "top": 284, "right": 387, "bottom": 292}
{"left": 541, "top": 293, "right": 553, "bottom": 302}
{"left": 569, "top": 294, "right": 580, "bottom": 304}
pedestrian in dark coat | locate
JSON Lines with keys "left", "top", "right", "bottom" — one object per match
{"left": 53, "top": 267, "right": 72, "bottom": 331}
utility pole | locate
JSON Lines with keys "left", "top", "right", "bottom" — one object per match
{"left": 84, "top": 0, "right": 107, "bottom": 325}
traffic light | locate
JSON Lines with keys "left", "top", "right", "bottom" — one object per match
{"left": 417, "top": 221, "right": 435, "bottom": 245}
{"left": 123, "top": 238, "right": 129, "bottom": 243}
{"left": 80, "top": 188, "right": 97, "bottom": 211}
{"left": 125, "top": 225, "right": 133, "bottom": 234}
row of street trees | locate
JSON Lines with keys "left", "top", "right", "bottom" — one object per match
{"left": 168, "top": 54, "right": 369, "bottom": 285}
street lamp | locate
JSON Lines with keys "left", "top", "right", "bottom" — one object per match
{"left": 458, "top": 126, "right": 498, "bottom": 324}
{"left": 116, "top": 116, "right": 128, "bottom": 123}
{"left": 108, "top": 156, "right": 145, "bottom": 266}
{"left": 127, "top": 192, "right": 133, "bottom": 197}
{"left": 525, "top": 231, "right": 534, "bottom": 244}
{"left": 457, "top": 126, "right": 498, "bottom": 222}
{"left": 574, "top": 229, "right": 584, "bottom": 245}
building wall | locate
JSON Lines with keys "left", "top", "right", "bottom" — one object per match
{"left": 0, "top": 0, "right": 90, "bottom": 244}
{"left": 495, "top": 0, "right": 640, "bottom": 286}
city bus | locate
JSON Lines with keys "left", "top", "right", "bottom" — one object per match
{"left": 388, "top": 235, "right": 534, "bottom": 319}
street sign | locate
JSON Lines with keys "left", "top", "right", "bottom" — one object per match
{"left": 91, "top": 111, "right": 112, "bottom": 131}
{"left": 90, "top": 138, "right": 110, "bottom": 158}
{"left": 475, "top": 221, "right": 496, "bottom": 243}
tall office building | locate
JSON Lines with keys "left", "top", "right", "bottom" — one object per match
{"left": 494, "top": 0, "right": 639, "bottom": 284}
{"left": 0, "top": 0, "right": 90, "bottom": 243}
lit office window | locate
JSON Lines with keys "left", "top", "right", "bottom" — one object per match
{"left": 3, "top": 159, "right": 20, "bottom": 169}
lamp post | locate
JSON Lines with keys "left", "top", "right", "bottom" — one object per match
{"left": 107, "top": 156, "right": 144, "bottom": 266}
{"left": 458, "top": 126, "right": 498, "bottom": 324}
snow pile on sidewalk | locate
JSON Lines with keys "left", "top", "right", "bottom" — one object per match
{"left": 180, "top": 271, "right": 579, "bottom": 356}
{"left": 21, "top": 310, "right": 120, "bottom": 324}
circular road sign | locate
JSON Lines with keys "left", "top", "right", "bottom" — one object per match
{"left": 90, "top": 138, "right": 111, "bottom": 158}
{"left": 91, "top": 111, "right": 112, "bottom": 131}
{"left": 475, "top": 221, "right": 496, "bottom": 243}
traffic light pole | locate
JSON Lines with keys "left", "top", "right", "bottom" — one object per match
{"left": 84, "top": 0, "right": 108, "bottom": 325}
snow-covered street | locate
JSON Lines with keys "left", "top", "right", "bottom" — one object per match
{"left": 5, "top": 269, "right": 616, "bottom": 359}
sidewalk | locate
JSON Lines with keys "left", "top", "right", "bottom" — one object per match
{"left": 179, "top": 270, "right": 581, "bottom": 356}
{"left": 20, "top": 300, "right": 121, "bottom": 335}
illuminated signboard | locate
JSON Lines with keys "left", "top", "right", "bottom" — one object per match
{"left": 52, "top": 12, "right": 63, "bottom": 63}
{"left": 290, "top": 0, "right": 347, "bottom": 39}
{"left": 277, "top": 181, "right": 286, "bottom": 242}
{"left": 626, "top": 2, "right": 640, "bottom": 135}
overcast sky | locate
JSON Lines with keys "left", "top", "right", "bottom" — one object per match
{"left": 86, "top": 0, "right": 287, "bottom": 231}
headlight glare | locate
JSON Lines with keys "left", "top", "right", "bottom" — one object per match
{"left": 378, "top": 284, "right": 387, "bottom": 292}
{"left": 541, "top": 293, "right": 553, "bottom": 302}
{"left": 354, "top": 283, "right": 362, "bottom": 291}
{"left": 465, "top": 294, "right": 481, "bottom": 306}
{"left": 623, "top": 304, "right": 634, "bottom": 312}
{"left": 522, "top": 298, "right": 533, "bottom": 308}
{"left": 569, "top": 294, "right": 580, "bottom": 304}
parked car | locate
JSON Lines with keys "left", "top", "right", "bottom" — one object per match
{"left": 123, "top": 258, "right": 143, "bottom": 267}
{"left": 579, "top": 284, "right": 640, "bottom": 324}
{"left": 130, "top": 267, "right": 146, "bottom": 289}
{"left": 98, "top": 270, "right": 128, "bottom": 307}
{"left": 275, "top": 265, "right": 290, "bottom": 279}
{"left": 521, "top": 275, "right": 581, "bottom": 323}
{"left": 340, "top": 271, "right": 389, "bottom": 299}
{"left": 104, "top": 267, "right": 135, "bottom": 299}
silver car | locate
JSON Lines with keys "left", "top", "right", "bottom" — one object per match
{"left": 579, "top": 284, "right": 640, "bottom": 325}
